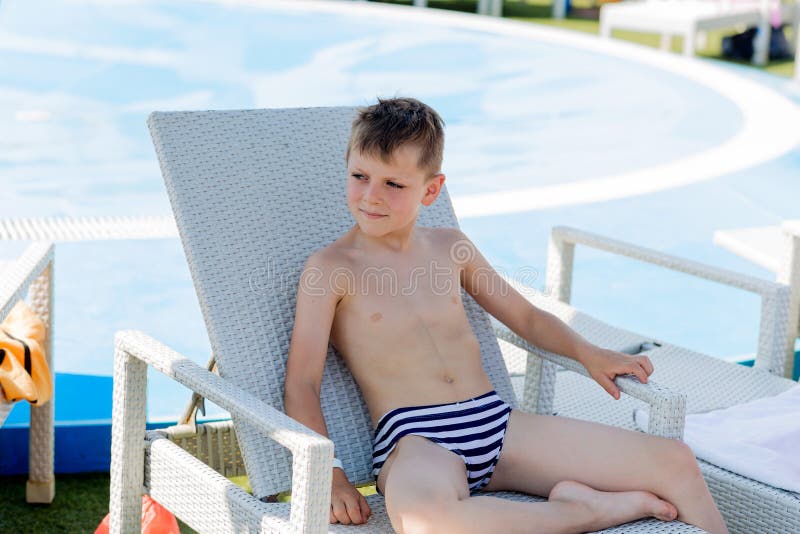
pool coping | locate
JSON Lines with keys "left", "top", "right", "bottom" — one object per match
{"left": 210, "top": 0, "right": 800, "bottom": 217}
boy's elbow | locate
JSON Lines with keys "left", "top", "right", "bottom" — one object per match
{"left": 283, "top": 380, "right": 320, "bottom": 407}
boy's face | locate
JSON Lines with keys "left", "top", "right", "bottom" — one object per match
{"left": 346, "top": 143, "right": 444, "bottom": 237}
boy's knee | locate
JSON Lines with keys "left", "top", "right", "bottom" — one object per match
{"left": 386, "top": 489, "right": 460, "bottom": 534}
{"left": 660, "top": 439, "right": 702, "bottom": 480}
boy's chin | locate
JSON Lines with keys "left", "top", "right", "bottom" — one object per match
{"left": 355, "top": 224, "right": 389, "bottom": 236}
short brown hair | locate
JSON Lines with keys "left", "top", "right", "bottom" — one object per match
{"left": 345, "top": 97, "right": 445, "bottom": 178}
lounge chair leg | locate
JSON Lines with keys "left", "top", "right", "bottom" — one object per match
{"left": 109, "top": 343, "right": 148, "bottom": 533}
{"left": 546, "top": 231, "right": 575, "bottom": 304}
{"left": 796, "top": 21, "right": 800, "bottom": 81}
{"left": 696, "top": 31, "right": 707, "bottom": 50}
{"left": 660, "top": 33, "right": 672, "bottom": 51}
{"left": 599, "top": 17, "right": 612, "bottom": 39}
{"left": 26, "top": 479, "right": 55, "bottom": 503}
{"left": 27, "top": 265, "right": 55, "bottom": 504}
{"left": 778, "top": 229, "right": 800, "bottom": 379}
{"left": 683, "top": 28, "right": 696, "bottom": 56}
{"left": 752, "top": 20, "right": 771, "bottom": 66}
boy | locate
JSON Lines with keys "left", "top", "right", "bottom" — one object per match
{"left": 284, "top": 97, "right": 728, "bottom": 533}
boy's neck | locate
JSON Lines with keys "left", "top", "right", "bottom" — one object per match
{"left": 351, "top": 222, "right": 418, "bottom": 253}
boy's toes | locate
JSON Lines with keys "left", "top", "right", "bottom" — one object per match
{"left": 652, "top": 499, "right": 678, "bottom": 521}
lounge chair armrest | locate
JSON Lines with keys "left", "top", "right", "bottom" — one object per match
{"left": 112, "top": 330, "right": 332, "bottom": 533}
{"left": 548, "top": 226, "right": 792, "bottom": 376}
{"left": 0, "top": 242, "right": 54, "bottom": 320}
{"left": 114, "top": 330, "right": 327, "bottom": 453}
{"left": 493, "top": 322, "right": 686, "bottom": 439}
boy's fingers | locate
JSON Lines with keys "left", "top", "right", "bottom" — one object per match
{"left": 638, "top": 356, "right": 654, "bottom": 375}
{"left": 331, "top": 500, "right": 351, "bottom": 524}
{"left": 632, "top": 363, "right": 648, "bottom": 384}
{"left": 359, "top": 493, "right": 372, "bottom": 519}
{"left": 600, "top": 375, "right": 620, "bottom": 399}
{"left": 344, "top": 496, "right": 363, "bottom": 524}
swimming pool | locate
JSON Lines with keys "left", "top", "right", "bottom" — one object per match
{"left": 1, "top": 0, "right": 798, "bottom": 472}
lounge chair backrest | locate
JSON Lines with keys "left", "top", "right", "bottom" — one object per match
{"left": 147, "top": 107, "right": 517, "bottom": 498}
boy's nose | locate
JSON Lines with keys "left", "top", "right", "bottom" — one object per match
{"left": 364, "top": 182, "right": 382, "bottom": 204}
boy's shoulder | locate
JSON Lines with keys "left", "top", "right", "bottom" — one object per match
{"left": 425, "top": 226, "right": 472, "bottom": 261}
{"left": 304, "top": 233, "right": 357, "bottom": 268}
{"left": 429, "top": 226, "right": 467, "bottom": 244}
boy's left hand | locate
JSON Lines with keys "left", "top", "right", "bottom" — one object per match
{"left": 581, "top": 347, "right": 654, "bottom": 400}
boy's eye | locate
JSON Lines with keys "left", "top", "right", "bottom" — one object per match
{"left": 351, "top": 173, "right": 364, "bottom": 180}
{"left": 387, "top": 181, "right": 405, "bottom": 189}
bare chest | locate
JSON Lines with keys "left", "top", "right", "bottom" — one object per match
{"left": 330, "top": 259, "right": 468, "bottom": 351}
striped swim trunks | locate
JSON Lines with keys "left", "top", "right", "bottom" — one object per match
{"left": 372, "top": 390, "right": 513, "bottom": 495}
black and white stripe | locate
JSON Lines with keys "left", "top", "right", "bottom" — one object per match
{"left": 372, "top": 390, "right": 512, "bottom": 493}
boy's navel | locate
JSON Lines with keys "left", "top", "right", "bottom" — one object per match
{"left": 370, "top": 312, "right": 383, "bottom": 322}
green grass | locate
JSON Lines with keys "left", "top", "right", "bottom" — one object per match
{"left": 0, "top": 473, "right": 198, "bottom": 533}
{"left": 0, "top": 473, "right": 112, "bottom": 533}
{"left": 373, "top": 0, "right": 796, "bottom": 78}
{"left": 0, "top": 473, "right": 376, "bottom": 533}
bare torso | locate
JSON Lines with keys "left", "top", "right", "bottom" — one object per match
{"left": 326, "top": 226, "right": 494, "bottom": 428}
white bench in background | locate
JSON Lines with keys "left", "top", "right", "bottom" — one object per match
{"left": 592, "top": 0, "right": 799, "bottom": 66}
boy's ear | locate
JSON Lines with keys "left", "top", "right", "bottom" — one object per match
{"left": 421, "top": 174, "right": 446, "bottom": 207}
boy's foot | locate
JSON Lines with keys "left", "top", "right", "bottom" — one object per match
{"left": 548, "top": 480, "right": 678, "bottom": 529}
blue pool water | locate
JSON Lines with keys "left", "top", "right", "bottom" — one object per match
{"left": 0, "top": 0, "right": 798, "bottom": 473}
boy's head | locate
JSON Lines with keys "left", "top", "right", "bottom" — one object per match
{"left": 345, "top": 97, "right": 447, "bottom": 236}
{"left": 346, "top": 97, "right": 445, "bottom": 179}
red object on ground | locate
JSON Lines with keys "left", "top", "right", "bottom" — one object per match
{"left": 95, "top": 495, "right": 180, "bottom": 534}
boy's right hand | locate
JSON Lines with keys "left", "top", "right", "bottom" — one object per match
{"left": 330, "top": 468, "right": 371, "bottom": 525}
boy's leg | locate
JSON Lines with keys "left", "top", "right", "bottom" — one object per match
{"left": 377, "top": 434, "right": 669, "bottom": 534}
{"left": 481, "top": 410, "right": 728, "bottom": 534}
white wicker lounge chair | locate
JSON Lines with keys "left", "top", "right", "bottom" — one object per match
{"left": 597, "top": 0, "right": 799, "bottom": 66}
{"left": 496, "top": 226, "right": 798, "bottom": 534}
{"left": 108, "top": 106, "right": 705, "bottom": 533}
{"left": 0, "top": 242, "right": 55, "bottom": 503}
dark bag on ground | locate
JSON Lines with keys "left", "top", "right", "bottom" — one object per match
{"left": 721, "top": 25, "right": 793, "bottom": 61}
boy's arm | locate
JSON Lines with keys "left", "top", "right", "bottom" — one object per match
{"left": 284, "top": 250, "right": 371, "bottom": 525}
{"left": 453, "top": 230, "right": 653, "bottom": 400}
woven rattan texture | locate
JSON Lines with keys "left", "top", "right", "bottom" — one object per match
{"left": 28, "top": 266, "right": 54, "bottom": 483}
{"left": 148, "top": 107, "right": 517, "bottom": 498}
{"left": 165, "top": 421, "right": 246, "bottom": 477}
{"left": 777, "top": 229, "right": 800, "bottom": 379}
{"left": 0, "top": 245, "right": 54, "bottom": 494}
{"left": 0, "top": 215, "right": 177, "bottom": 241}
{"left": 510, "top": 292, "right": 799, "bottom": 533}
{"left": 548, "top": 226, "right": 793, "bottom": 376}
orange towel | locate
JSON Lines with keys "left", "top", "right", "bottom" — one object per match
{"left": 0, "top": 301, "right": 51, "bottom": 405}
{"left": 95, "top": 495, "right": 180, "bottom": 534}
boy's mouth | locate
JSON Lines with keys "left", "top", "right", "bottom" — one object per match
{"left": 360, "top": 209, "right": 387, "bottom": 219}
